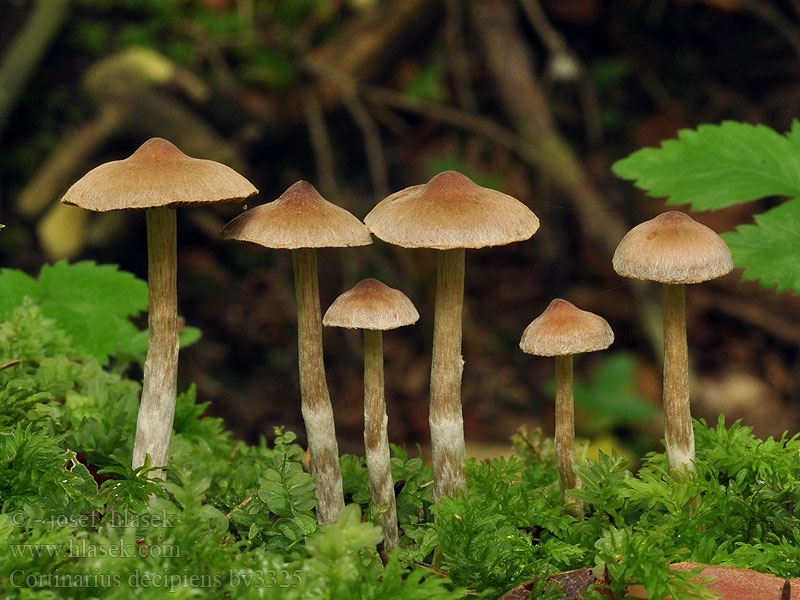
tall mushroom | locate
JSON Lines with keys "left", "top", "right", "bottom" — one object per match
{"left": 364, "top": 171, "right": 539, "bottom": 502}
{"left": 323, "top": 278, "right": 419, "bottom": 550}
{"left": 613, "top": 211, "right": 732, "bottom": 471}
{"left": 520, "top": 299, "right": 614, "bottom": 514}
{"left": 61, "top": 137, "right": 257, "bottom": 479}
{"left": 221, "top": 180, "right": 371, "bottom": 524}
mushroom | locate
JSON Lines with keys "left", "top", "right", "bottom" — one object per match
{"left": 323, "top": 278, "right": 419, "bottom": 550}
{"left": 520, "top": 299, "right": 614, "bottom": 513}
{"left": 61, "top": 137, "right": 257, "bottom": 479}
{"left": 221, "top": 180, "right": 372, "bottom": 524}
{"left": 613, "top": 211, "right": 732, "bottom": 471}
{"left": 364, "top": 171, "right": 539, "bottom": 502}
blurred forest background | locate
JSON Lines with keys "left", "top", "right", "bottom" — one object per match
{"left": 1, "top": 0, "right": 799, "bottom": 463}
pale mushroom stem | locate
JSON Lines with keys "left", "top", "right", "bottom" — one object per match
{"left": 554, "top": 354, "right": 583, "bottom": 515}
{"left": 132, "top": 206, "right": 179, "bottom": 480}
{"left": 363, "top": 329, "right": 399, "bottom": 551}
{"left": 292, "top": 247, "right": 345, "bottom": 524}
{"left": 662, "top": 283, "right": 695, "bottom": 471}
{"left": 430, "top": 247, "right": 467, "bottom": 502}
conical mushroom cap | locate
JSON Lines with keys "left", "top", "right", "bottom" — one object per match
{"left": 613, "top": 211, "right": 733, "bottom": 284}
{"left": 323, "top": 279, "right": 419, "bottom": 330}
{"left": 221, "top": 180, "right": 372, "bottom": 249}
{"left": 364, "top": 170, "right": 539, "bottom": 249}
{"left": 520, "top": 299, "right": 614, "bottom": 356}
{"left": 61, "top": 137, "right": 258, "bottom": 211}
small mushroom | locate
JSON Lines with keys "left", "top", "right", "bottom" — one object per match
{"left": 520, "top": 299, "right": 614, "bottom": 513}
{"left": 323, "top": 278, "right": 419, "bottom": 550}
{"left": 613, "top": 211, "right": 733, "bottom": 471}
{"left": 221, "top": 181, "right": 372, "bottom": 524}
{"left": 61, "top": 137, "right": 257, "bottom": 479}
{"left": 365, "top": 171, "right": 539, "bottom": 502}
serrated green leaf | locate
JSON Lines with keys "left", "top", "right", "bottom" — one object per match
{"left": 787, "top": 120, "right": 800, "bottom": 149}
{"left": 721, "top": 198, "right": 800, "bottom": 294}
{"left": 613, "top": 121, "right": 800, "bottom": 210}
{"left": 0, "top": 261, "right": 147, "bottom": 363}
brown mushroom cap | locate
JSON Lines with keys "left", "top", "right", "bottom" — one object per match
{"left": 323, "top": 278, "right": 419, "bottom": 330}
{"left": 520, "top": 298, "right": 614, "bottom": 356}
{"left": 61, "top": 137, "right": 258, "bottom": 211}
{"left": 221, "top": 180, "right": 372, "bottom": 249}
{"left": 613, "top": 211, "right": 733, "bottom": 284}
{"left": 363, "top": 170, "right": 539, "bottom": 249}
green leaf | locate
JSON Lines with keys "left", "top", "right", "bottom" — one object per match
{"left": 179, "top": 326, "right": 202, "bottom": 347}
{"left": 115, "top": 325, "right": 203, "bottom": 364}
{"left": 305, "top": 504, "right": 382, "bottom": 558}
{"left": 0, "top": 268, "right": 37, "bottom": 305}
{"left": 786, "top": 120, "right": 800, "bottom": 149}
{"left": 613, "top": 121, "right": 800, "bottom": 210}
{"left": 722, "top": 198, "right": 800, "bottom": 293}
{"left": 0, "top": 261, "right": 148, "bottom": 363}
{"left": 545, "top": 352, "right": 656, "bottom": 434}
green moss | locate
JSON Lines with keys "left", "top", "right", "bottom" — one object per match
{"left": 2, "top": 263, "right": 800, "bottom": 598}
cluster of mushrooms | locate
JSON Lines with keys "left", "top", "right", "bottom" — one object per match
{"left": 61, "top": 138, "right": 733, "bottom": 547}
